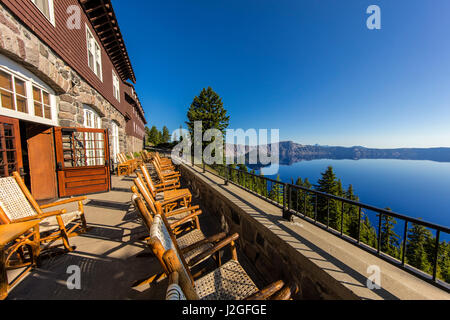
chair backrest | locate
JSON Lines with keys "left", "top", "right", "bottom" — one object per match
{"left": 131, "top": 193, "right": 154, "bottom": 231}
{"left": 149, "top": 213, "right": 193, "bottom": 285}
{"left": 0, "top": 172, "right": 41, "bottom": 224}
{"left": 139, "top": 165, "right": 157, "bottom": 195}
{"left": 133, "top": 175, "right": 158, "bottom": 215}
{"left": 152, "top": 160, "right": 166, "bottom": 182}
{"left": 118, "top": 153, "right": 127, "bottom": 164}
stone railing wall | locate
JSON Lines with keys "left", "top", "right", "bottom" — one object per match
{"left": 179, "top": 164, "right": 360, "bottom": 300}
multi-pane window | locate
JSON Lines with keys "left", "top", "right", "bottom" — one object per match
{"left": 32, "top": 86, "right": 52, "bottom": 119}
{"left": 0, "top": 70, "right": 28, "bottom": 114}
{"left": 112, "top": 71, "right": 120, "bottom": 101}
{"left": 86, "top": 26, "right": 102, "bottom": 80}
{"left": 31, "top": 0, "right": 55, "bottom": 25}
{"left": 83, "top": 106, "right": 104, "bottom": 166}
{"left": 0, "top": 121, "right": 18, "bottom": 177}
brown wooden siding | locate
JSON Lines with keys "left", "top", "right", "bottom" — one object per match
{"left": 1, "top": 0, "right": 146, "bottom": 135}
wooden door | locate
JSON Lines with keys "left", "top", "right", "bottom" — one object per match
{"left": 27, "top": 127, "right": 58, "bottom": 201}
{"left": 0, "top": 116, "right": 22, "bottom": 178}
{"left": 54, "top": 127, "right": 111, "bottom": 197}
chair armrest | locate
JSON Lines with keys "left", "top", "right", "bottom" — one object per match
{"left": 181, "top": 232, "right": 227, "bottom": 255}
{"left": 40, "top": 196, "right": 87, "bottom": 209}
{"left": 188, "top": 233, "right": 239, "bottom": 267}
{"left": 245, "top": 280, "right": 285, "bottom": 300}
{"left": 166, "top": 205, "right": 200, "bottom": 218}
{"left": 169, "top": 210, "right": 202, "bottom": 229}
{"left": 161, "top": 195, "right": 191, "bottom": 207}
{"left": 13, "top": 209, "right": 68, "bottom": 223}
{"left": 162, "top": 172, "right": 180, "bottom": 178}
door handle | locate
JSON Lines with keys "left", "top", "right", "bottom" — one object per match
{"left": 57, "top": 162, "right": 63, "bottom": 171}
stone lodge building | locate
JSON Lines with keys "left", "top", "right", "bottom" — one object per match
{"left": 0, "top": 0, "right": 146, "bottom": 200}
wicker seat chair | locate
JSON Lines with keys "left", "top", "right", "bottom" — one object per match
{"left": 131, "top": 194, "right": 222, "bottom": 287}
{"left": 149, "top": 213, "right": 291, "bottom": 300}
{"left": 155, "top": 152, "right": 173, "bottom": 166}
{"left": 132, "top": 178, "right": 195, "bottom": 233}
{"left": 140, "top": 165, "right": 180, "bottom": 192}
{"left": 0, "top": 172, "right": 88, "bottom": 252}
{"left": 152, "top": 160, "right": 181, "bottom": 185}
{"left": 117, "top": 153, "right": 134, "bottom": 176}
{"left": 131, "top": 194, "right": 218, "bottom": 264}
{"left": 140, "top": 150, "right": 153, "bottom": 164}
{"left": 153, "top": 152, "right": 175, "bottom": 171}
{"left": 128, "top": 152, "right": 143, "bottom": 167}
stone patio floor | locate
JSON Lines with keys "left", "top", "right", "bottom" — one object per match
{"left": 6, "top": 173, "right": 223, "bottom": 300}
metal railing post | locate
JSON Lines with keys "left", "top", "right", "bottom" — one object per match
{"left": 224, "top": 164, "right": 229, "bottom": 186}
{"left": 433, "top": 230, "right": 441, "bottom": 282}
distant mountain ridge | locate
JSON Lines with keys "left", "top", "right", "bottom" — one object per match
{"left": 225, "top": 141, "right": 450, "bottom": 165}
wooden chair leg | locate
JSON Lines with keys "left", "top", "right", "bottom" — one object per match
{"left": 56, "top": 216, "right": 73, "bottom": 252}
{"left": 0, "top": 245, "right": 7, "bottom": 300}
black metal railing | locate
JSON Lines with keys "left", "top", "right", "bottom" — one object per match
{"left": 180, "top": 159, "right": 450, "bottom": 291}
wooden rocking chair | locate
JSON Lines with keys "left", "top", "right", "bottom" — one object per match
{"left": 153, "top": 152, "right": 175, "bottom": 171}
{"left": 132, "top": 176, "right": 193, "bottom": 225}
{"left": 131, "top": 194, "right": 222, "bottom": 287}
{"left": 128, "top": 152, "right": 143, "bottom": 167}
{"left": 117, "top": 153, "right": 134, "bottom": 176}
{"left": 140, "top": 164, "right": 180, "bottom": 192}
{"left": 149, "top": 212, "right": 293, "bottom": 300}
{"left": 155, "top": 152, "right": 173, "bottom": 166}
{"left": 0, "top": 172, "right": 88, "bottom": 252}
{"left": 152, "top": 160, "right": 181, "bottom": 185}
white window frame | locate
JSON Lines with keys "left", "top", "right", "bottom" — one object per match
{"left": 0, "top": 55, "right": 57, "bottom": 127}
{"left": 86, "top": 24, "right": 103, "bottom": 81}
{"left": 111, "top": 121, "right": 120, "bottom": 164}
{"left": 83, "top": 105, "right": 104, "bottom": 167}
{"left": 31, "top": 0, "right": 55, "bottom": 26}
{"left": 112, "top": 71, "right": 120, "bottom": 101}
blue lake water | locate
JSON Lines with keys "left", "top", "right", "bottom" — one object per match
{"left": 261, "top": 159, "right": 450, "bottom": 231}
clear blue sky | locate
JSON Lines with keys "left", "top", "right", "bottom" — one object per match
{"left": 112, "top": 0, "right": 450, "bottom": 148}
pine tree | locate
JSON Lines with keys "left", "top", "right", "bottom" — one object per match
{"left": 360, "top": 213, "right": 378, "bottom": 248}
{"left": 269, "top": 175, "right": 283, "bottom": 204}
{"left": 379, "top": 208, "right": 400, "bottom": 258}
{"left": 406, "top": 223, "right": 433, "bottom": 274}
{"left": 186, "top": 87, "right": 230, "bottom": 156}
{"left": 315, "top": 166, "right": 341, "bottom": 228}
{"left": 162, "top": 126, "right": 171, "bottom": 143}
{"left": 148, "top": 126, "right": 160, "bottom": 145}
{"left": 345, "top": 184, "right": 360, "bottom": 239}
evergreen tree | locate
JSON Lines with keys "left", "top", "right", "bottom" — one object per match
{"left": 345, "top": 185, "right": 360, "bottom": 239}
{"left": 315, "top": 166, "right": 341, "bottom": 228}
{"left": 186, "top": 87, "right": 230, "bottom": 156}
{"left": 406, "top": 223, "right": 433, "bottom": 274}
{"left": 162, "top": 126, "right": 171, "bottom": 143}
{"left": 148, "top": 126, "right": 160, "bottom": 145}
{"left": 360, "top": 213, "right": 378, "bottom": 248}
{"left": 144, "top": 126, "right": 151, "bottom": 145}
{"left": 269, "top": 175, "right": 283, "bottom": 204}
{"left": 379, "top": 208, "right": 400, "bottom": 258}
